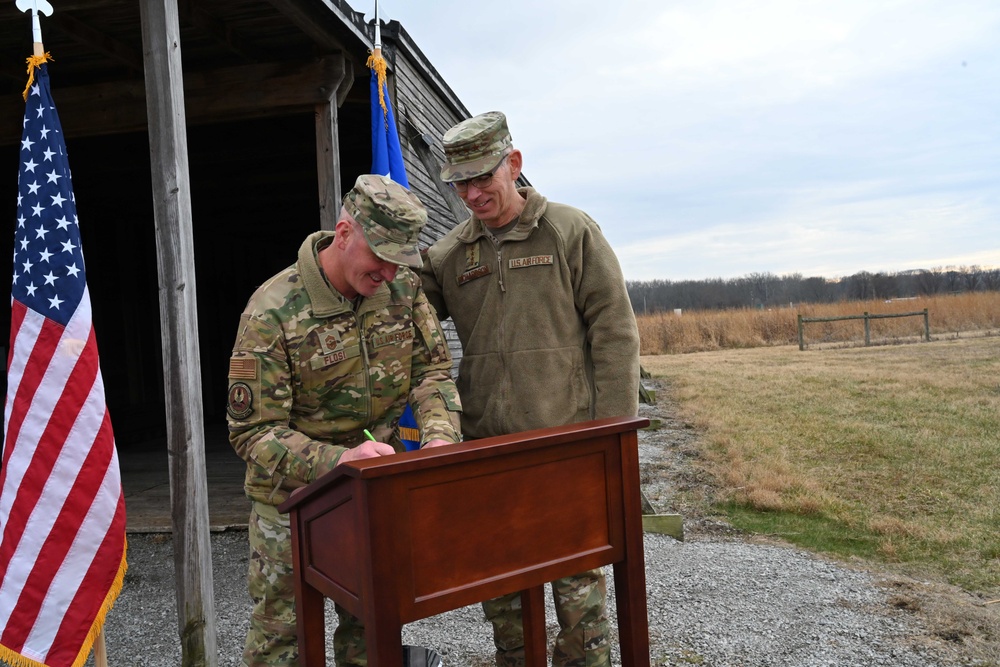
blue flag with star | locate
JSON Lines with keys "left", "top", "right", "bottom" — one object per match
{"left": 370, "top": 67, "right": 409, "bottom": 188}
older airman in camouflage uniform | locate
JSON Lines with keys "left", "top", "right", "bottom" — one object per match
{"left": 228, "top": 174, "right": 462, "bottom": 667}
{"left": 422, "top": 112, "right": 640, "bottom": 667}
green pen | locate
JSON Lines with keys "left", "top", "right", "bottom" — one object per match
{"left": 363, "top": 429, "right": 376, "bottom": 442}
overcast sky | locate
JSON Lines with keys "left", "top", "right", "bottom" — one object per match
{"left": 373, "top": 1, "right": 999, "bottom": 282}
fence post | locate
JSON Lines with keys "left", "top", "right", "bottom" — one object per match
{"left": 863, "top": 312, "right": 870, "bottom": 346}
{"left": 797, "top": 314, "right": 804, "bottom": 351}
{"left": 923, "top": 308, "right": 930, "bottom": 341}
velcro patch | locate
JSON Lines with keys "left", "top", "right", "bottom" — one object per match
{"left": 457, "top": 264, "right": 492, "bottom": 285}
{"left": 227, "top": 381, "right": 254, "bottom": 420}
{"left": 309, "top": 344, "right": 361, "bottom": 369}
{"left": 229, "top": 357, "right": 258, "bottom": 380}
{"left": 371, "top": 327, "right": 415, "bottom": 349}
{"left": 508, "top": 255, "right": 553, "bottom": 269}
{"left": 318, "top": 328, "right": 343, "bottom": 355}
{"left": 465, "top": 244, "right": 480, "bottom": 270}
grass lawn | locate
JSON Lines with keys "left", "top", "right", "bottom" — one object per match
{"left": 642, "top": 336, "right": 1000, "bottom": 593}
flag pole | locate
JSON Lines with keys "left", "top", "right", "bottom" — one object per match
{"left": 94, "top": 630, "right": 109, "bottom": 667}
{"left": 365, "top": 1, "right": 420, "bottom": 449}
{"left": 15, "top": 0, "right": 54, "bottom": 56}
{"left": 17, "top": 0, "right": 54, "bottom": 100}
{"left": 368, "top": 0, "right": 388, "bottom": 119}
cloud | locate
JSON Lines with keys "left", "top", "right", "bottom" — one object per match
{"left": 382, "top": 1, "right": 1000, "bottom": 281}
{"left": 616, "top": 185, "right": 998, "bottom": 280}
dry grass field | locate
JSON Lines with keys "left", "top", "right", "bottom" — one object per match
{"left": 638, "top": 292, "right": 1000, "bottom": 354}
{"left": 641, "top": 335, "right": 1000, "bottom": 596}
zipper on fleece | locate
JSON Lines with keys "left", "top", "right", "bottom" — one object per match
{"left": 357, "top": 312, "right": 372, "bottom": 426}
{"left": 489, "top": 235, "right": 512, "bottom": 434}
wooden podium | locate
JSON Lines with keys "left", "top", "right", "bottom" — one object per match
{"left": 277, "top": 416, "right": 651, "bottom": 666}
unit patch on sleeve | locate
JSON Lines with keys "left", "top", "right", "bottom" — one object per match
{"left": 508, "top": 255, "right": 553, "bottom": 269}
{"left": 227, "top": 381, "right": 254, "bottom": 420}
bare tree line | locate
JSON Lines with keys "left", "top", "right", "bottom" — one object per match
{"left": 627, "top": 266, "right": 1000, "bottom": 314}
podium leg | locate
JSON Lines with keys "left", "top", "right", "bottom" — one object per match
{"left": 364, "top": 611, "right": 404, "bottom": 667}
{"left": 296, "top": 583, "right": 326, "bottom": 667}
{"left": 613, "top": 560, "right": 651, "bottom": 667}
{"left": 521, "top": 585, "right": 547, "bottom": 667}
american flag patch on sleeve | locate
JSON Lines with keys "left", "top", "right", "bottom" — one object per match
{"left": 229, "top": 357, "right": 258, "bottom": 380}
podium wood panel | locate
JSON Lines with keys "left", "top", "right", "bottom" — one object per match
{"left": 279, "top": 416, "right": 651, "bottom": 667}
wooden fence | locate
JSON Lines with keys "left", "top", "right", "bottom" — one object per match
{"left": 797, "top": 308, "right": 930, "bottom": 351}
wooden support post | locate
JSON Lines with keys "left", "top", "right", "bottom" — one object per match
{"left": 923, "top": 308, "right": 930, "bottom": 341}
{"left": 797, "top": 314, "right": 804, "bottom": 351}
{"left": 138, "top": 0, "right": 218, "bottom": 665}
{"left": 316, "top": 99, "right": 341, "bottom": 231}
{"left": 314, "top": 53, "right": 348, "bottom": 232}
{"left": 863, "top": 311, "right": 871, "bottom": 346}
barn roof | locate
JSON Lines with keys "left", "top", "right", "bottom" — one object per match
{"left": 0, "top": 0, "right": 476, "bottom": 444}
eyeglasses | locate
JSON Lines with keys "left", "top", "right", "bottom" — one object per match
{"left": 449, "top": 155, "right": 507, "bottom": 194}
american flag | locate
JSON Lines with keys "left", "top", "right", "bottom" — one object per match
{"left": 0, "top": 62, "right": 127, "bottom": 667}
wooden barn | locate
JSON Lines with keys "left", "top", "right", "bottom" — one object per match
{"left": 0, "top": 0, "right": 488, "bottom": 665}
{"left": 0, "top": 1, "right": 472, "bottom": 454}
{"left": 1, "top": 2, "right": 486, "bottom": 658}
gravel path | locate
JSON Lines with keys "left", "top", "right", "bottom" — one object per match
{"left": 76, "top": 530, "right": 968, "bottom": 667}
{"left": 61, "top": 382, "right": 996, "bottom": 666}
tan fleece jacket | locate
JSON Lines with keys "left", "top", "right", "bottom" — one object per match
{"left": 422, "top": 187, "right": 640, "bottom": 439}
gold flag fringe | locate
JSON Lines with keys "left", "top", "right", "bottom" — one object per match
{"left": 0, "top": 640, "right": 48, "bottom": 667}
{"left": 22, "top": 52, "right": 52, "bottom": 101}
{"left": 0, "top": 538, "right": 128, "bottom": 667}
{"left": 71, "top": 539, "right": 128, "bottom": 667}
{"left": 366, "top": 50, "right": 389, "bottom": 129}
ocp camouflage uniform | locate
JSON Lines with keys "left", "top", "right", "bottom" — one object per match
{"left": 483, "top": 571, "right": 610, "bottom": 667}
{"left": 229, "top": 224, "right": 462, "bottom": 667}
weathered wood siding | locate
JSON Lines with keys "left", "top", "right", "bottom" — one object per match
{"left": 381, "top": 22, "right": 474, "bottom": 369}
{"left": 383, "top": 24, "right": 471, "bottom": 246}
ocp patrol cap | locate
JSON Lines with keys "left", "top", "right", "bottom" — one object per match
{"left": 343, "top": 174, "right": 427, "bottom": 269}
{"left": 440, "top": 111, "right": 512, "bottom": 183}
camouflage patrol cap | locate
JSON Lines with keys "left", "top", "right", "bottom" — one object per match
{"left": 343, "top": 174, "right": 427, "bottom": 269}
{"left": 440, "top": 111, "right": 512, "bottom": 183}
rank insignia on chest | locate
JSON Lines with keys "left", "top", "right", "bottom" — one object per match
{"left": 318, "top": 327, "right": 343, "bottom": 355}
{"left": 465, "top": 244, "right": 480, "bottom": 270}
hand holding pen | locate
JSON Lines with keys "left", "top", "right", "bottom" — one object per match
{"left": 338, "top": 428, "right": 396, "bottom": 464}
